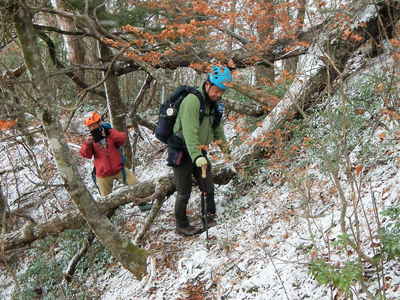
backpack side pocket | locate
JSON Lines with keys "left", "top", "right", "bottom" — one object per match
{"left": 167, "top": 148, "right": 185, "bottom": 167}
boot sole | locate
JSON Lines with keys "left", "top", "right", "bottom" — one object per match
{"left": 175, "top": 228, "right": 203, "bottom": 236}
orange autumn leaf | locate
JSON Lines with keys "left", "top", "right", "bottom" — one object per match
{"left": 375, "top": 83, "right": 385, "bottom": 92}
{"left": 354, "top": 108, "right": 366, "bottom": 115}
{"left": 198, "top": 144, "right": 209, "bottom": 151}
{"left": 378, "top": 132, "right": 386, "bottom": 140}
{"left": 390, "top": 39, "right": 400, "bottom": 48}
{"left": 0, "top": 120, "right": 17, "bottom": 130}
{"left": 227, "top": 115, "right": 238, "bottom": 121}
{"left": 392, "top": 52, "right": 400, "bottom": 61}
{"left": 350, "top": 33, "right": 365, "bottom": 42}
{"left": 354, "top": 165, "right": 363, "bottom": 176}
{"left": 296, "top": 41, "right": 311, "bottom": 48}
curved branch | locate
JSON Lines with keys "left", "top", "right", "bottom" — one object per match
{"left": 36, "top": 31, "right": 106, "bottom": 98}
{"left": 33, "top": 24, "right": 87, "bottom": 36}
{"left": 128, "top": 115, "right": 156, "bottom": 132}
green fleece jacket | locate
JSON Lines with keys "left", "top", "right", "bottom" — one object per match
{"left": 173, "top": 87, "right": 226, "bottom": 162}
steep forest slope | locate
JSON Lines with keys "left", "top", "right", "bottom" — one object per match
{"left": 1, "top": 1, "right": 400, "bottom": 299}
{"left": 1, "top": 49, "right": 400, "bottom": 300}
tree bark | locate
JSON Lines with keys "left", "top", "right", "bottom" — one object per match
{"left": 255, "top": 0, "right": 275, "bottom": 85}
{"left": 224, "top": 97, "right": 265, "bottom": 117}
{"left": 51, "top": 0, "right": 86, "bottom": 82}
{"left": 282, "top": 0, "right": 306, "bottom": 75}
{"left": 98, "top": 42, "right": 133, "bottom": 169}
{"left": 0, "top": 184, "right": 6, "bottom": 230}
{"left": 134, "top": 179, "right": 175, "bottom": 245}
{"left": 63, "top": 232, "right": 95, "bottom": 282}
{"left": 12, "top": 1, "right": 148, "bottom": 279}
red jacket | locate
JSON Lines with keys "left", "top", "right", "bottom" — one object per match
{"left": 80, "top": 128, "right": 127, "bottom": 177}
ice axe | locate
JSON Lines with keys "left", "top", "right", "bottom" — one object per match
{"left": 200, "top": 164, "right": 209, "bottom": 246}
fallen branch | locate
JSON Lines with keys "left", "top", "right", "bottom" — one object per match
{"left": 63, "top": 232, "right": 95, "bottom": 283}
{"left": 1, "top": 165, "right": 234, "bottom": 251}
{"left": 0, "top": 166, "right": 24, "bottom": 175}
{"left": 134, "top": 179, "right": 175, "bottom": 245}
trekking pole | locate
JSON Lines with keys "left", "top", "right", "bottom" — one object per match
{"left": 201, "top": 165, "right": 209, "bottom": 247}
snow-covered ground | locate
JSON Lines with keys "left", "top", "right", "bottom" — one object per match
{"left": 1, "top": 92, "right": 399, "bottom": 300}
{"left": 96, "top": 149, "right": 400, "bottom": 300}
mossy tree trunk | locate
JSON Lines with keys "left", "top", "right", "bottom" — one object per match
{"left": 51, "top": 0, "right": 86, "bottom": 82}
{"left": 255, "top": 0, "right": 275, "bottom": 85}
{"left": 12, "top": 1, "right": 147, "bottom": 279}
{"left": 282, "top": 0, "right": 306, "bottom": 75}
{"left": 0, "top": 184, "right": 6, "bottom": 229}
{"left": 98, "top": 41, "right": 133, "bottom": 169}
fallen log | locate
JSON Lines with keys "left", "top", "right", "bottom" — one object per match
{"left": 1, "top": 165, "right": 234, "bottom": 251}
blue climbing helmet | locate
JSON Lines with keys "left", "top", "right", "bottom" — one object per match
{"left": 207, "top": 66, "right": 232, "bottom": 90}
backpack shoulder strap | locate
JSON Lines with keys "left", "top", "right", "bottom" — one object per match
{"left": 184, "top": 87, "right": 206, "bottom": 124}
{"left": 212, "top": 102, "right": 224, "bottom": 128}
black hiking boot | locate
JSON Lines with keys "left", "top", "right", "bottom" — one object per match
{"left": 203, "top": 214, "right": 217, "bottom": 228}
{"left": 206, "top": 217, "right": 217, "bottom": 228}
{"left": 175, "top": 225, "right": 200, "bottom": 236}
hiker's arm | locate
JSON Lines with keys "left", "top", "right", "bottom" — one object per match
{"left": 214, "top": 122, "right": 230, "bottom": 157}
{"left": 180, "top": 96, "right": 203, "bottom": 162}
{"left": 110, "top": 129, "right": 127, "bottom": 148}
{"left": 214, "top": 122, "right": 226, "bottom": 144}
{"left": 80, "top": 139, "right": 94, "bottom": 158}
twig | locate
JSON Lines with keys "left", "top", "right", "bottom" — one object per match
{"left": 262, "top": 247, "right": 290, "bottom": 300}
{"left": 63, "top": 43, "right": 131, "bottom": 132}
{"left": 0, "top": 128, "right": 44, "bottom": 143}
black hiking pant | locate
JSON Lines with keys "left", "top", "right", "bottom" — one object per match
{"left": 173, "top": 156, "right": 215, "bottom": 228}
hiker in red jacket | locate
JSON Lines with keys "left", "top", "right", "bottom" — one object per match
{"left": 80, "top": 112, "right": 138, "bottom": 196}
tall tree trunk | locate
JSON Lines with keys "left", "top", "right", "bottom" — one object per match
{"left": 256, "top": 0, "right": 275, "bottom": 85}
{"left": 282, "top": 0, "right": 306, "bottom": 75}
{"left": 97, "top": 42, "right": 133, "bottom": 169}
{"left": 227, "top": 0, "right": 237, "bottom": 52}
{"left": 12, "top": 1, "right": 147, "bottom": 278}
{"left": 0, "top": 184, "right": 6, "bottom": 228}
{"left": 51, "top": 0, "right": 86, "bottom": 82}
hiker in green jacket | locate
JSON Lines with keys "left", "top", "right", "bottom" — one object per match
{"left": 169, "top": 66, "right": 233, "bottom": 236}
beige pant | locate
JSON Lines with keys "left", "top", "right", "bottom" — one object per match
{"left": 96, "top": 168, "right": 138, "bottom": 197}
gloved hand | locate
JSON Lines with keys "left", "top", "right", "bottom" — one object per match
{"left": 195, "top": 156, "right": 208, "bottom": 167}
{"left": 86, "top": 136, "right": 94, "bottom": 145}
